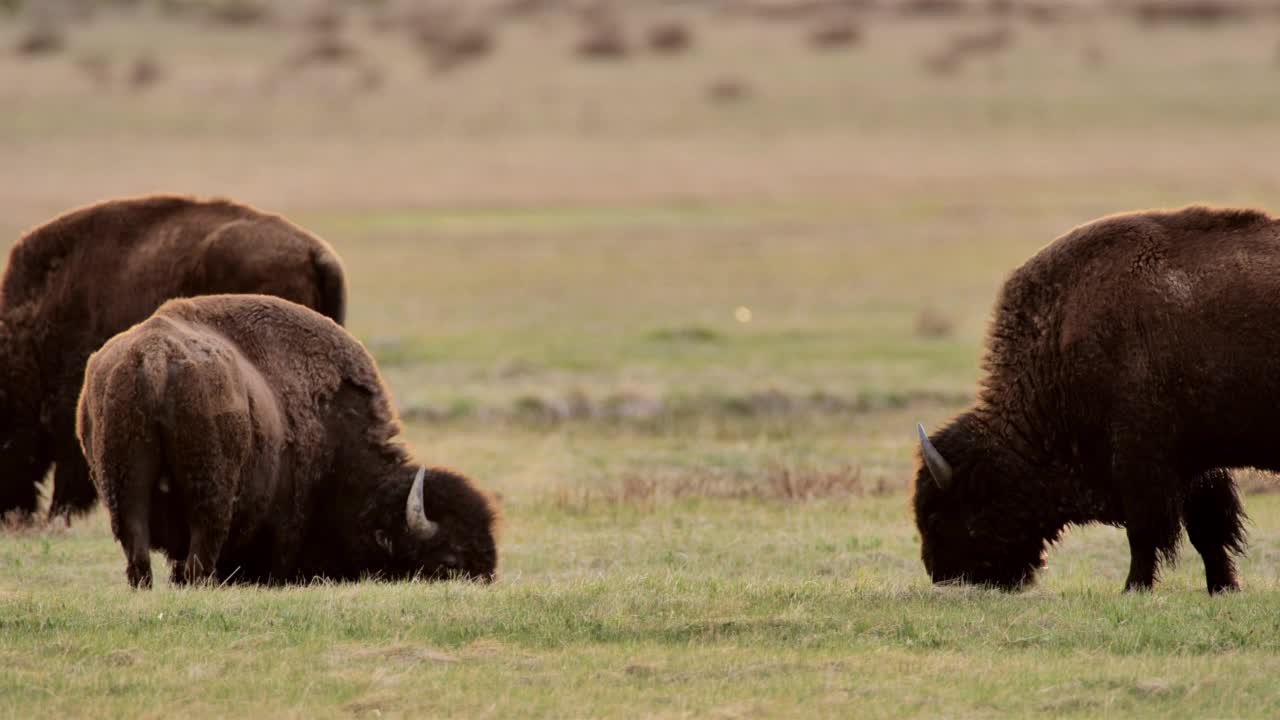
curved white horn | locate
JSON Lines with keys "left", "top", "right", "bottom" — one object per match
{"left": 917, "top": 423, "right": 954, "bottom": 489}
{"left": 405, "top": 466, "right": 440, "bottom": 540}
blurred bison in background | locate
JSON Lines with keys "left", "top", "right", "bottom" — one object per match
{"left": 0, "top": 195, "right": 347, "bottom": 523}
{"left": 77, "top": 295, "right": 498, "bottom": 588}
{"left": 914, "top": 206, "right": 1280, "bottom": 594}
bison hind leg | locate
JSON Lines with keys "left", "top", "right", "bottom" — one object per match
{"left": 117, "top": 450, "right": 161, "bottom": 590}
{"left": 1184, "top": 468, "right": 1246, "bottom": 594}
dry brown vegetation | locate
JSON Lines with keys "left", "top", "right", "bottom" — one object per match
{"left": 427, "top": 25, "right": 497, "bottom": 73}
{"left": 1130, "top": 0, "right": 1253, "bottom": 24}
{"left": 914, "top": 307, "right": 956, "bottom": 338}
{"left": 921, "top": 24, "right": 1013, "bottom": 74}
{"left": 14, "top": 24, "right": 64, "bottom": 56}
{"left": 900, "top": 0, "right": 972, "bottom": 17}
{"left": 808, "top": 16, "right": 861, "bottom": 49}
{"left": 647, "top": 19, "right": 694, "bottom": 54}
{"left": 127, "top": 54, "right": 163, "bottom": 90}
{"left": 551, "top": 462, "right": 878, "bottom": 511}
{"left": 706, "top": 74, "right": 751, "bottom": 102}
{"left": 74, "top": 51, "right": 111, "bottom": 87}
{"left": 299, "top": 2, "right": 343, "bottom": 35}
{"left": 205, "top": 0, "right": 270, "bottom": 27}
{"left": 576, "top": 15, "right": 629, "bottom": 59}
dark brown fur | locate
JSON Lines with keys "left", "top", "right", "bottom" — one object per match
{"left": 0, "top": 195, "right": 347, "bottom": 521}
{"left": 915, "top": 206, "right": 1276, "bottom": 594}
{"left": 77, "top": 294, "right": 498, "bottom": 588}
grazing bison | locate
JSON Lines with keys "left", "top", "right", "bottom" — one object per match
{"left": 77, "top": 294, "right": 498, "bottom": 588}
{"left": 913, "top": 206, "right": 1280, "bottom": 594}
{"left": 0, "top": 195, "right": 347, "bottom": 522}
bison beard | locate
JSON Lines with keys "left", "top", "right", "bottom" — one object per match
{"left": 76, "top": 294, "right": 498, "bottom": 587}
{"left": 914, "top": 206, "right": 1268, "bottom": 594}
{"left": 0, "top": 195, "right": 347, "bottom": 524}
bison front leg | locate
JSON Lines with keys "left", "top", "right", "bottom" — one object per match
{"left": 1184, "top": 468, "right": 1245, "bottom": 594}
{"left": 1117, "top": 460, "right": 1183, "bottom": 593}
{"left": 49, "top": 451, "right": 98, "bottom": 521}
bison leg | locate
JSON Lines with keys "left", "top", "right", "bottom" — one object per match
{"left": 48, "top": 451, "right": 98, "bottom": 521}
{"left": 169, "top": 417, "right": 245, "bottom": 586}
{"left": 1118, "top": 463, "right": 1183, "bottom": 593}
{"left": 115, "top": 451, "right": 160, "bottom": 590}
{"left": 0, "top": 472, "right": 39, "bottom": 525}
{"left": 1184, "top": 468, "right": 1245, "bottom": 594}
{"left": 0, "top": 437, "right": 52, "bottom": 524}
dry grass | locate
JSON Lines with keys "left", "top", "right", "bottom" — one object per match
{"left": 14, "top": 24, "right": 63, "bottom": 57}
{"left": 74, "top": 51, "right": 111, "bottom": 87}
{"left": 428, "top": 25, "right": 497, "bottom": 73}
{"left": 1131, "top": 0, "right": 1253, "bottom": 25}
{"left": 914, "top": 307, "right": 956, "bottom": 339}
{"left": 808, "top": 16, "right": 862, "bottom": 50}
{"left": 1236, "top": 469, "right": 1280, "bottom": 495}
{"left": 205, "top": 0, "right": 271, "bottom": 27}
{"left": 576, "top": 17, "right": 629, "bottom": 59}
{"left": 900, "top": 0, "right": 972, "bottom": 17}
{"left": 550, "top": 462, "right": 876, "bottom": 511}
{"left": 706, "top": 74, "right": 751, "bottom": 102}
{"left": 127, "top": 54, "right": 163, "bottom": 90}
{"left": 921, "top": 24, "right": 1012, "bottom": 74}
{"left": 299, "top": 2, "right": 344, "bottom": 35}
{"left": 647, "top": 19, "right": 694, "bottom": 55}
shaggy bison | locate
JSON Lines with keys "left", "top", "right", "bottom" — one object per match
{"left": 0, "top": 195, "right": 347, "bottom": 522}
{"left": 77, "top": 294, "right": 498, "bottom": 588}
{"left": 914, "top": 206, "right": 1280, "bottom": 594}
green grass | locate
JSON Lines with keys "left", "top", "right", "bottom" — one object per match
{"left": 10, "top": 498, "right": 1280, "bottom": 717}
{"left": 5, "top": 5, "right": 1280, "bottom": 717}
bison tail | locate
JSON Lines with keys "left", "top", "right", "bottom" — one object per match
{"left": 139, "top": 346, "right": 172, "bottom": 413}
{"left": 313, "top": 249, "right": 347, "bottom": 326}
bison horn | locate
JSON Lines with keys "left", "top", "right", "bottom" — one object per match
{"left": 405, "top": 466, "right": 440, "bottom": 540}
{"left": 917, "top": 423, "right": 954, "bottom": 489}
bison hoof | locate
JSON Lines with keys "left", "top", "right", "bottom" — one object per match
{"left": 1208, "top": 578, "right": 1240, "bottom": 595}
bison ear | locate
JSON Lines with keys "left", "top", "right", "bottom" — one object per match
{"left": 917, "top": 423, "right": 954, "bottom": 490}
{"left": 405, "top": 466, "right": 441, "bottom": 541}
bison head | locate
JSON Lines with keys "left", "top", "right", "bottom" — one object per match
{"left": 0, "top": 322, "right": 49, "bottom": 518}
{"left": 375, "top": 466, "right": 499, "bottom": 582}
{"left": 912, "top": 415, "right": 1052, "bottom": 591}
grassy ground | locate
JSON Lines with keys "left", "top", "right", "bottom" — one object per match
{"left": 4, "top": 5, "right": 1280, "bottom": 717}
{"left": 11, "top": 500, "right": 1280, "bottom": 717}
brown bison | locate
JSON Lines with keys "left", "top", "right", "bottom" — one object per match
{"left": 914, "top": 206, "right": 1277, "bottom": 594}
{"left": 0, "top": 195, "right": 347, "bottom": 522}
{"left": 77, "top": 294, "right": 498, "bottom": 588}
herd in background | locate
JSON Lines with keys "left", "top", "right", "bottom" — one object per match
{"left": 3, "top": 195, "right": 1280, "bottom": 596}
{"left": 10, "top": 0, "right": 1280, "bottom": 98}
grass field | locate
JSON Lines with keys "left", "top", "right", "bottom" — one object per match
{"left": 4, "top": 3, "right": 1280, "bottom": 717}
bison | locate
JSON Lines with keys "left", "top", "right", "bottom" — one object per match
{"left": 0, "top": 195, "right": 347, "bottom": 522}
{"left": 77, "top": 294, "right": 498, "bottom": 587}
{"left": 913, "top": 206, "right": 1280, "bottom": 594}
